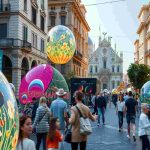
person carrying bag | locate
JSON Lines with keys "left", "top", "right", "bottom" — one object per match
{"left": 33, "top": 109, "right": 47, "bottom": 134}
{"left": 75, "top": 106, "right": 92, "bottom": 135}
{"left": 69, "top": 91, "right": 96, "bottom": 150}
{"left": 33, "top": 97, "right": 50, "bottom": 150}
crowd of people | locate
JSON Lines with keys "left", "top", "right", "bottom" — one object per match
{"left": 15, "top": 88, "right": 150, "bottom": 150}
{"left": 91, "top": 90, "right": 150, "bottom": 150}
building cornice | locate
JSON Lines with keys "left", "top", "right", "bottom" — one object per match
{"left": 134, "top": 39, "right": 139, "bottom": 45}
{"left": 137, "top": 22, "right": 145, "bottom": 34}
{"left": 138, "top": 4, "right": 149, "bottom": 18}
{"left": 146, "top": 31, "right": 150, "bottom": 40}
{"left": 48, "top": 1, "right": 90, "bottom": 31}
{"left": 73, "top": 2, "right": 90, "bottom": 31}
{"left": 146, "top": 14, "right": 150, "bottom": 24}
{"left": 10, "top": 11, "right": 47, "bottom": 35}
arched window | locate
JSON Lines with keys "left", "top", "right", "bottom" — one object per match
{"left": 117, "top": 81, "right": 120, "bottom": 86}
{"left": 90, "top": 65, "right": 93, "bottom": 73}
{"left": 2, "top": 55, "right": 12, "bottom": 82}
{"left": 103, "top": 59, "right": 107, "bottom": 69}
{"left": 21, "top": 57, "right": 29, "bottom": 79}
{"left": 117, "top": 66, "right": 120, "bottom": 72}
{"left": 112, "top": 81, "right": 115, "bottom": 89}
{"left": 112, "top": 66, "right": 115, "bottom": 72}
{"left": 95, "top": 66, "right": 98, "bottom": 73}
{"left": 31, "top": 60, "right": 37, "bottom": 68}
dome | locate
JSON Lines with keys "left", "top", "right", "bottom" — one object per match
{"left": 88, "top": 37, "right": 93, "bottom": 46}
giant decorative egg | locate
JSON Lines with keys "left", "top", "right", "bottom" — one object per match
{"left": 19, "top": 64, "right": 69, "bottom": 104}
{"left": 140, "top": 81, "right": 150, "bottom": 104}
{"left": 0, "top": 71, "right": 19, "bottom": 150}
{"left": 46, "top": 25, "right": 76, "bottom": 64}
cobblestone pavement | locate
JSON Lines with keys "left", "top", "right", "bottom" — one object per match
{"left": 32, "top": 103, "right": 142, "bottom": 150}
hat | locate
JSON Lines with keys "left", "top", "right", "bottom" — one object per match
{"left": 142, "top": 103, "right": 150, "bottom": 110}
{"left": 56, "top": 88, "right": 67, "bottom": 96}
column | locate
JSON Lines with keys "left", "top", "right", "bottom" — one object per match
{"left": 12, "top": 49, "right": 22, "bottom": 97}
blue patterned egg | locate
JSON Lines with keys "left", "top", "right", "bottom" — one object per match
{"left": 0, "top": 71, "right": 19, "bottom": 150}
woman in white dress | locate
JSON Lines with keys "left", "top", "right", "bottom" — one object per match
{"left": 16, "top": 115, "right": 36, "bottom": 150}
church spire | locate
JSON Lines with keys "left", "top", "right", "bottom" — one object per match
{"left": 99, "top": 25, "right": 101, "bottom": 47}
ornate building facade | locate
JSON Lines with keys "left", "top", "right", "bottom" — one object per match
{"left": 134, "top": 2, "right": 150, "bottom": 65}
{"left": 0, "top": 0, "right": 48, "bottom": 94}
{"left": 88, "top": 34, "right": 123, "bottom": 91}
{"left": 48, "top": 0, "right": 90, "bottom": 77}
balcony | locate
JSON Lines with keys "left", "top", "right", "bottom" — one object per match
{"left": 0, "top": 3, "right": 10, "bottom": 17}
{"left": 0, "top": 38, "right": 32, "bottom": 52}
{"left": 74, "top": 50, "right": 83, "bottom": 59}
{"left": 145, "top": 49, "right": 150, "bottom": 56}
{"left": 0, "top": 3, "right": 10, "bottom": 12}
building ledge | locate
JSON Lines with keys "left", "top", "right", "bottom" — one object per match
{"left": 145, "top": 49, "right": 150, "bottom": 56}
{"left": 137, "top": 22, "right": 146, "bottom": 34}
{"left": 0, "top": 38, "right": 31, "bottom": 52}
{"left": 138, "top": 4, "right": 149, "bottom": 18}
{"left": 134, "top": 39, "right": 139, "bottom": 45}
{"left": 146, "top": 31, "right": 150, "bottom": 40}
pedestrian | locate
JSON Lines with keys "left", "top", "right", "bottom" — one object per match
{"left": 23, "top": 102, "right": 33, "bottom": 116}
{"left": 134, "top": 93, "right": 141, "bottom": 116}
{"left": 103, "top": 92, "right": 108, "bottom": 108}
{"left": 33, "top": 97, "right": 50, "bottom": 150}
{"left": 47, "top": 117, "right": 63, "bottom": 150}
{"left": 69, "top": 91, "right": 96, "bottom": 150}
{"left": 16, "top": 115, "right": 36, "bottom": 150}
{"left": 112, "top": 94, "right": 118, "bottom": 108}
{"left": 107, "top": 92, "right": 112, "bottom": 108}
{"left": 124, "top": 92, "right": 128, "bottom": 101}
{"left": 50, "top": 88, "right": 68, "bottom": 150}
{"left": 96, "top": 92, "right": 106, "bottom": 126}
{"left": 91, "top": 93, "right": 98, "bottom": 115}
{"left": 116, "top": 94, "right": 125, "bottom": 132}
{"left": 32, "top": 97, "right": 39, "bottom": 122}
{"left": 125, "top": 91, "right": 137, "bottom": 141}
{"left": 138, "top": 103, "right": 150, "bottom": 150}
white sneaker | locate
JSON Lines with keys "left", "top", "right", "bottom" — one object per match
{"left": 127, "top": 135, "right": 130, "bottom": 139}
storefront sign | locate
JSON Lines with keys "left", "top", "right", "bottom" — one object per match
{"left": 0, "top": 49, "right": 3, "bottom": 71}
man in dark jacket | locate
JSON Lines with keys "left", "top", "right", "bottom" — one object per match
{"left": 125, "top": 91, "right": 137, "bottom": 141}
{"left": 32, "top": 97, "right": 39, "bottom": 122}
{"left": 96, "top": 92, "right": 107, "bottom": 126}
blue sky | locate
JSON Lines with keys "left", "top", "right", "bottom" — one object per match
{"left": 82, "top": 0, "right": 149, "bottom": 73}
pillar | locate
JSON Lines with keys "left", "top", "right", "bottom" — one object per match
{"left": 12, "top": 49, "right": 22, "bottom": 97}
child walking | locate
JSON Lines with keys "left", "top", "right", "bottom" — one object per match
{"left": 47, "top": 117, "right": 63, "bottom": 150}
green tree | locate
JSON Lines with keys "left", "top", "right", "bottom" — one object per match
{"left": 127, "top": 63, "right": 150, "bottom": 89}
{"left": 64, "top": 71, "right": 76, "bottom": 90}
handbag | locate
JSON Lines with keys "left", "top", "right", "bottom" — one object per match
{"left": 75, "top": 106, "right": 92, "bottom": 136}
{"left": 64, "top": 125, "right": 72, "bottom": 143}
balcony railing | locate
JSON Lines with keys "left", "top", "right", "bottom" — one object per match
{"left": 0, "top": 38, "right": 32, "bottom": 49}
{"left": 0, "top": 4, "right": 10, "bottom": 12}
{"left": 74, "top": 50, "right": 83, "bottom": 58}
{"left": 145, "top": 49, "right": 150, "bottom": 56}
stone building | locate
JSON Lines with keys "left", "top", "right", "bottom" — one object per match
{"left": 0, "top": 0, "right": 48, "bottom": 94}
{"left": 48, "top": 0, "right": 90, "bottom": 77}
{"left": 134, "top": 2, "right": 150, "bottom": 65}
{"left": 88, "top": 34, "right": 123, "bottom": 91}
